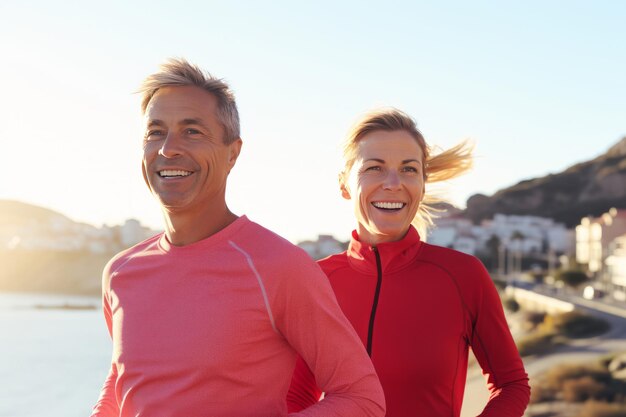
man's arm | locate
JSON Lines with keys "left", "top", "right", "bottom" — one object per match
{"left": 90, "top": 364, "right": 119, "bottom": 417}
{"left": 287, "top": 356, "right": 322, "bottom": 412}
{"left": 90, "top": 267, "right": 120, "bottom": 417}
{"left": 275, "top": 251, "right": 385, "bottom": 417}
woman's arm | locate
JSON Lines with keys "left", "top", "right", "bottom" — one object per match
{"left": 469, "top": 259, "right": 530, "bottom": 416}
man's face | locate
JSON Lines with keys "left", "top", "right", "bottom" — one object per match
{"left": 141, "top": 86, "right": 241, "bottom": 215}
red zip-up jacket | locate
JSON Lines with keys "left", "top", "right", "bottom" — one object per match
{"left": 288, "top": 226, "right": 530, "bottom": 416}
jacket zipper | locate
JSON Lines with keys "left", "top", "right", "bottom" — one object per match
{"left": 366, "top": 247, "right": 383, "bottom": 356}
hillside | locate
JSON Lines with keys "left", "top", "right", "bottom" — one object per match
{"left": 0, "top": 200, "right": 73, "bottom": 227}
{"left": 0, "top": 200, "right": 117, "bottom": 295}
{"left": 464, "top": 137, "right": 626, "bottom": 227}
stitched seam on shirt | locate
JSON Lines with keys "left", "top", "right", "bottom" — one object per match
{"left": 228, "top": 240, "right": 278, "bottom": 334}
{"left": 450, "top": 335, "right": 465, "bottom": 417}
{"left": 108, "top": 240, "right": 160, "bottom": 294}
{"left": 419, "top": 258, "right": 500, "bottom": 389}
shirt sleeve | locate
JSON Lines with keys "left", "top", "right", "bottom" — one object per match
{"left": 468, "top": 258, "right": 530, "bottom": 416}
{"left": 286, "top": 355, "right": 322, "bottom": 412}
{"left": 274, "top": 251, "right": 385, "bottom": 417}
{"left": 90, "top": 269, "right": 120, "bottom": 417}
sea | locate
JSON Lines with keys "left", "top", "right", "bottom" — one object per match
{"left": 0, "top": 292, "right": 110, "bottom": 417}
{"left": 0, "top": 292, "right": 493, "bottom": 417}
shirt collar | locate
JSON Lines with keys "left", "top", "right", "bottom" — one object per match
{"left": 347, "top": 226, "right": 423, "bottom": 275}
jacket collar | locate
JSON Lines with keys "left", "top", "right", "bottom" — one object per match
{"left": 347, "top": 226, "right": 423, "bottom": 275}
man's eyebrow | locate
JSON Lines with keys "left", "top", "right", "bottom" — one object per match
{"left": 146, "top": 119, "right": 166, "bottom": 128}
{"left": 180, "top": 118, "right": 210, "bottom": 129}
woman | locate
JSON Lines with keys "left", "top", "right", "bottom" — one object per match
{"left": 287, "top": 108, "right": 530, "bottom": 416}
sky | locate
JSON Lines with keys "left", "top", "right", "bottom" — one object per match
{"left": 1, "top": 1, "right": 625, "bottom": 243}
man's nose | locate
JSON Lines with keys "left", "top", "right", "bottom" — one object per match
{"left": 158, "top": 132, "right": 184, "bottom": 158}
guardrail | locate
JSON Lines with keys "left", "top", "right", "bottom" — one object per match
{"left": 505, "top": 287, "right": 574, "bottom": 314}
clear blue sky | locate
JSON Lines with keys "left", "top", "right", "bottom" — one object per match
{"left": 1, "top": 1, "right": 624, "bottom": 242}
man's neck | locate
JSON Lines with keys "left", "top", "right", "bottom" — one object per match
{"left": 162, "top": 207, "right": 239, "bottom": 247}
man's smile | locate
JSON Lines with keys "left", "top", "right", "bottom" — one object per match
{"left": 158, "top": 169, "right": 193, "bottom": 178}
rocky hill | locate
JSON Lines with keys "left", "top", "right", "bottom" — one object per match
{"left": 0, "top": 200, "right": 117, "bottom": 295}
{"left": 464, "top": 137, "right": 626, "bottom": 227}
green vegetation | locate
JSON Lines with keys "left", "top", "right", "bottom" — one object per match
{"left": 530, "top": 355, "right": 626, "bottom": 417}
{"left": 516, "top": 311, "right": 610, "bottom": 357}
{"left": 555, "top": 269, "right": 589, "bottom": 288}
{"left": 503, "top": 297, "right": 520, "bottom": 313}
{"left": 517, "top": 330, "right": 561, "bottom": 357}
{"left": 547, "top": 311, "right": 611, "bottom": 339}
{"left": 578, "top": 400, "right": 626, "bottom": 417}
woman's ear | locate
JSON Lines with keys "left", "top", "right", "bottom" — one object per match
{"left": 339, "top": 172, "right": 351, "bottom": 200}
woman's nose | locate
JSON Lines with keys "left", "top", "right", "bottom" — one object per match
{"left": 382, "top": 171, "right": 402, "bottom": 190}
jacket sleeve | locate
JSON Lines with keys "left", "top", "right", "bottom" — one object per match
{"left": 468, "top": 258, "right": 530, "bottom": 416}
{"left": 275, "top": 251, "right": 385, "bottom": 417}
{"left": 90, "top": 268, "right": 120, "bottom": 417}
{"left": 287, "top": 355, "right": 322, "bottom": 412}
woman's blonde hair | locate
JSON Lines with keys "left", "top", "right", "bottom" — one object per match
{"left": 340, "top": 107, "right": 474, "bottom": 236}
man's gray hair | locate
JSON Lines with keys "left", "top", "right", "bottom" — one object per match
{"left": 139, "top": 58, "right": 240, "bottom": 144}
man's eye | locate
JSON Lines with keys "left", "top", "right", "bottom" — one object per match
{"left": 185, "top": 128, "right": 201, "bottom": 135}
{"left": 145, "top": 130, "right": 164, "bottom": 140}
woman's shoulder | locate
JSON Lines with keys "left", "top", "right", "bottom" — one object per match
{"left": 417, "top": 242, "right": 491, "bottom": 285}
{"left": 419, "top": 242, "right": 483, "bottom": 268}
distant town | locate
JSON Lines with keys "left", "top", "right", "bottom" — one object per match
{"left": 2, "top": 200, "right": 626, "bottom": 303}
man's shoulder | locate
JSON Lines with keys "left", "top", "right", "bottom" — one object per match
{"left": 106, "top": 233, "right": 163, "bottom": 272}
{"left": 232, "top": 219, "right": 313, "bottom": 265}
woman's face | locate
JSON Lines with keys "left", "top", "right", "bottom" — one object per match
{"left": 342, "top": 130, "right": 425, "bottom": 246}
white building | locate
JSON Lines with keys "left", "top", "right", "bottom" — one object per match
{"left": 1, "top": 216, "right": 156, "bottom": 253}
{"left": 428, "top": 213, "right": 573, "bottom": 258}
{"left": 605, "top": 234, "right": 626, "bottom": 301}
{"left": 576, "top": 208, "right": 626, "bottom": 274}
{"left": 298, "top": 235, "right": 346, "bottom": 260}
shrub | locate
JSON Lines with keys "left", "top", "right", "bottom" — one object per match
{"left": 547, "top": 311, "right": 611, "bottom": 338}
{"left": 562, "top": 376, "right": 608, "bottom": 402}
{"left": 517, "top": 331, "right": 560, "bottom": 357}
{"left": 504, "top": 297, "right": 520, "bottom": 313}
{"left": 523, "top": 311, "right": 547, "bottom": 331}
{"left": 577, "top": 400, "right": 626, "bottom": 417}
{"left": 545, "top": 364, "right": 612, "bottom": 390}
{"left": 531, "top": 363, "right": 614, "bottom": 404}
{"left": 555, "top": 269, "right": 589, "bottom": 288}
{"left": 530, "top": 382, "right": 557, "bottom": 403}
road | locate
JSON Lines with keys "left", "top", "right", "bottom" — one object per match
{"left": 460, "top": 288, "right": 626, "bottom": 417}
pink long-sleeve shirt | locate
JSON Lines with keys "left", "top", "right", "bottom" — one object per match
{"left": 91, "top": 216, "right": 384, "bottom": 417}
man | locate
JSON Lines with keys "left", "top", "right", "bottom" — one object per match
{"left": 90, "top": 58, "right": 385, "bottom": 417}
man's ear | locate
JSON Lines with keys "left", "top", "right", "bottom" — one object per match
{"left": 339, "top": 173, "right": 351, "bottom": 200}
{"left": 227, "top": 138, "right": 243, "bottom": 172}
{"left": 141, "top": 161, "right": 150, "bottom": 188}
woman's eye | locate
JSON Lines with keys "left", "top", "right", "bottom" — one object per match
{"left": 365, "top": 166, "right": 381, "bottom": 172}
{"left": 402, "top": 166, "right": 419, "bottom": 173}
